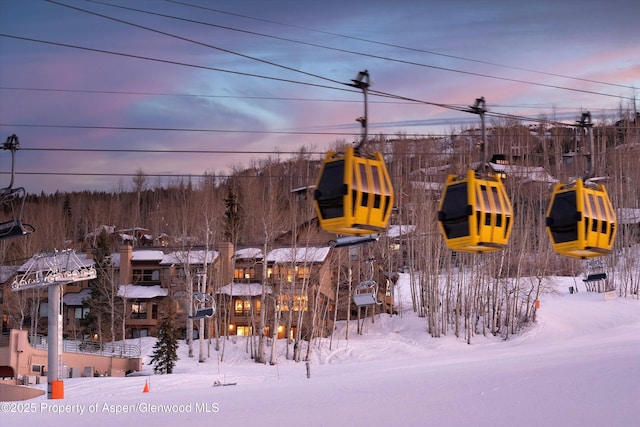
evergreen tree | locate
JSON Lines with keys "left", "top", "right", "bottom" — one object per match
{"left": 148, "top": 303, "right": 179, "bottom": 374}
{"left": 223, "top": 186, "right": 242, "bottom": 243}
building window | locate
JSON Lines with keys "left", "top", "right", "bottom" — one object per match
{"left": 132, "top": 328, "right": 148, "bottom": 338}
{"left": 75, "top": 307, "right": 90, "bottom": 319}
{"left": 273, "top": 266, "right": 310, "bottom": 282}
{"left": 132, "top": 269, "right": 161, "bottom": 284}
{"left": 234, "top": 299, "right": 260, "bottom": 316}
{"left": 276, "top": 325, "right": 295, "bottom": 340}
{"left": 236, "top": 326, "right": 252, "bottom": 336}
{"left": 277, "top": 295, "right": 308, "bottom": 311}
{"left": 131, "top": 301, "right": 148, "bottom": 319}
{"left": 234, "top": 267, "right": 255, "bottom": 280}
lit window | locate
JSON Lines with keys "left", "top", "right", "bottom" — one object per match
{"left": 236, "top": 326, "right": 253, "bottom": 336}
{"left": 277, "top": 295, "right": 308, "bottom": 311}
{"left": 234, "top": 299, "right": 260, "bottom": 315}
{"left": 131, "top": 301, "right": 148, "bottom": 319}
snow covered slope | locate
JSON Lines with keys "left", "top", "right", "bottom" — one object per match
{"left": 4, "top": 275, "right": 639, "bottom": 426}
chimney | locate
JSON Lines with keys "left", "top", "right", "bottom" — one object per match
{"left": 119, "top": 243, "right": 133, "bottom": 286}
{"left": 216, "top": 242, "right": 233, "bottom": 286}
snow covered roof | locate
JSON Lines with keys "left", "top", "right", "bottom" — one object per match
{"left": 217, "top": 283, "right": 272, "bottom": 296}
{"left": 410, "top": 181, "right": 443, "bottom": 192}
{"left": 84, "top": 225, "right": 116, "bottom": 239}
{"left": 160, "top": 250, "right": 218, "bottom": 265}
{"left": 63, "top": 288, "right": 92, "bottom": 306}
{"left": 235, "top": 248, "right": 263, "bottom": 259}
{"left": 109, "top": 252, "right": 121, "bottom": 267}
{"left": 409, "top": 165, "right": 451, "bottom": 176}
{"left": 117, "top": 284, "right": 168, "bottom": 299}
{"left": 489, "top": 163, "right": 557, "bottom": 184}
{"left": 131, "top": 250, "right": 165, "bottom": 262}
{"left": 266, "top": 247, "right": 330, "bottom": 264}
{"left": 617, "top": 208, "right": 640, "bottom": 225}
{"left": 0, "top": 265, "right": 19, "bottom": 282}
{"left": 387, "top": 225, "right": 416, "bottom": 239}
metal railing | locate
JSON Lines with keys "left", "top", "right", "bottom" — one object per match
{"left": 27, "top": 334, "right": 140, "bottom": 358}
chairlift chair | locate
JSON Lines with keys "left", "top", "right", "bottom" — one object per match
{"left": 188, "top": 307, "right": 215, "bottom": 320}
{"left": 0, "top": 134, "right": 34, "bottom": 240}
{"left": 353, "top": 280, "right": 381, "bottom": 306}
{"left": 189, "top": 292, "right": 216, "bottom": 319}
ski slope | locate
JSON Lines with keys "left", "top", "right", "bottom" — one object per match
{"left": 3, "top": 275, "right": 639, "bottom": 426}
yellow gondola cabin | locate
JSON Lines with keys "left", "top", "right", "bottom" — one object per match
{"left": 545, "top": 179, "right": 616, "bottom": 259}
{"left": 437, "top": 170, "right": 513, "bottom": 253}
{"left": 313, "top": 146, "right": 394, "bottom": 236}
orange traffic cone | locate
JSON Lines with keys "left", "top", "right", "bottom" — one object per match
{"left": 143, "top": 380, "right": 149, "bottom": 393}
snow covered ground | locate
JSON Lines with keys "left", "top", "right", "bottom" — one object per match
{"left": 4, "top": 274, "right": 639, "bottom": 427}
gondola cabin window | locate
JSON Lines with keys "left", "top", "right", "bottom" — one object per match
{"left": 439, "top": 182, "right": 470, "bottom": 240}
{"left": 546, "top": 190, "right": 578, "bottom": 244}
{"left": 315, "top": 159, "right": 346, "bottom": 220}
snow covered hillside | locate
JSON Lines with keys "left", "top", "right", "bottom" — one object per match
{"left": 4, "top": 274, "right": 639, "bottom": 427}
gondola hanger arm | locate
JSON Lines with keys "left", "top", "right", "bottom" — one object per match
{"left": 347, "top": 70, "right": 370, "bottom": 151}
{"left": 2, "top": 134, "right": 20, "bottom": 191}
{"left": 465, "top": 97, "right": 489, "bottom": 173}
{"left": 577, "top": 112, "right": 596, "bottom": 180}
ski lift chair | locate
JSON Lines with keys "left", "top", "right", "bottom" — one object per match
{"left": 0, "top": 189, "right": 35, "bottom": 239}
{"left": 0, "top": 135, "right": 34, "bottom": 240}
{"left": 189, "top": 292, "right": 216, "bottom": 319}
{"left": 188, "top": 307, "right": 215, "bottom": 320}
{"left": 353, "top": 280, "right": 381, "bottom": 306}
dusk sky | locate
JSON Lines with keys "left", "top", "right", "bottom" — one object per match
{"left": 1, "top": 0, "right": 638, "bottom": 194}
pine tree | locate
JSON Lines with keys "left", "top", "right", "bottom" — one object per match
{"left": 148, "top": 303, "right": 179, "bottom": 374}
